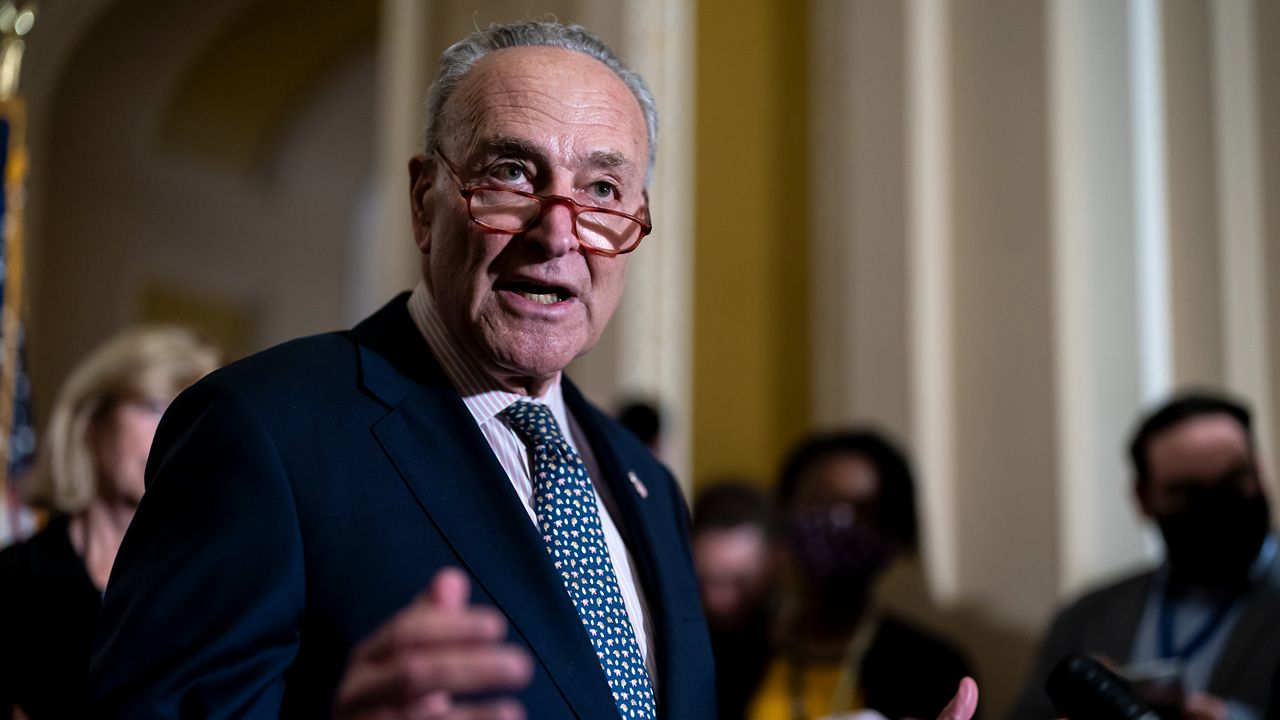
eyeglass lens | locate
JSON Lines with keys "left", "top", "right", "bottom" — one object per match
{"left": 470, "top": 189, "right": 644, "bottom": 252}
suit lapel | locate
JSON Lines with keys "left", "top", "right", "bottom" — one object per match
{"left": 566, "top": 384, "right": 666, "bottom": 609}
{"left": 1105, "top": 575, "right": 1154, "bottom": 662}
{"left": 1208, "top": 547, "right": 1280, "bottom": 690}
{"left": 353, "top": 299, "right": 618, "bottom": 720}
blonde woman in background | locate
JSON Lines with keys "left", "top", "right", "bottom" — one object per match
{"left": 0, "top": 326, "right": 219, "bottom": 720}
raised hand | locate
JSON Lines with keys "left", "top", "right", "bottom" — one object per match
{"left": 335, "top": 568, "right": 534, "bottom": 720}
{"left": 936, "top": 677, "right": 980, "bottom": 720}
{"left": 1182, "top": 691, "right": 1228, "bottom": 720}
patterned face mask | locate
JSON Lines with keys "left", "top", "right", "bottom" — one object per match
{"left": 788, "top": 504, "right": 896, "bottom": 617}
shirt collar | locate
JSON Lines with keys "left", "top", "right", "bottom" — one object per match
{"left": 406, "top": 281, "right": 571, "bottom": 430}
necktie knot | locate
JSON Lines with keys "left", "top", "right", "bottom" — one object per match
{"left": 500, "top": 400, "right": 564, "bottom": 445}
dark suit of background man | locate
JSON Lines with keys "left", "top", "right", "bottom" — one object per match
{"left": 1011, "top": 392, "right": 1280, "bottom": 720}
{"left": 88, "top": 19, "right": 981, "bottom": 720}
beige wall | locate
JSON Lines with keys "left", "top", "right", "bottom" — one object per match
{"left": 26, "top": 0, "right": 377, "bottom": 422}
{"left": 1164, "top": 0, "right": 1224, "bottom": 386}
{"left": 949, "top": 0, "right": 1057, "bottom": 627}
{"left": 1262, "top": 1, "right": 1280, "bottom": 496}
{"left": 809, "top": 0, "right": 911, "bottom": 439}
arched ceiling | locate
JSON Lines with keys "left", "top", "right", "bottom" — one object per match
{"left": 158, "top": 0, "right": 376, "bottom": 173}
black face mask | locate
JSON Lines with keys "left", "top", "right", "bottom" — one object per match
{"left": 1157, "top": 486, "right": 1271, "bottom": 590}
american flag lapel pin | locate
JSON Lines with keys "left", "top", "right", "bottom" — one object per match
{"left": 627, "top": 471, "right": 649, "bottom": 499}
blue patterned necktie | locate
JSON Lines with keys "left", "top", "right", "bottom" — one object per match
{"left": 500, "top": 400, "right": 657, "bottom": 720}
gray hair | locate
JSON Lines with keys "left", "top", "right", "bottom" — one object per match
{"left": 423, "top": 20, "right": 659, "bottom": 186}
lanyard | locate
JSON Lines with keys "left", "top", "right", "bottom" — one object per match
{"left": 1156, "top": 589, "right": 1236, "bottom": 662}
{"left": 786, "top": 612, "right": 878, "bottom": 720}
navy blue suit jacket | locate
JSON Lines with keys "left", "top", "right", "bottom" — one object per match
{"left": 89, "top": 295, "right": 715, "bottom": 718}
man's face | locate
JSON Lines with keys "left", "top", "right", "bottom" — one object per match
{"left": 693, "top": 525, "right": 771, "bottom": 631}
{"left": 1139, "top": 414, "right": 1262, "bottom": 518}
{"left": 409, "top": 46, "right": 649, "bottom": 393}
{"left": 1139, "top": 413, "right": 1272, "bottom": 587}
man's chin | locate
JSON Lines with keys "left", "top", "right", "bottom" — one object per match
{"left": 481, "top": 325, "right": 593, "bottom": 378}
{"left": 523, "top": 351, "right": 582, "bottom": 374}
{"left": 486, "top": 345, "right": 586, "bottom": 391}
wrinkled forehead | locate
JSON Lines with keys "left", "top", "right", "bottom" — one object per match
{"left": 438, "top": 46, "right": 649, "bottom": 173}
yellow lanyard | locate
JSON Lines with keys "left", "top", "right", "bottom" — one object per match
{"left": 785, "top": 611, "right": 880, "bottom": 720}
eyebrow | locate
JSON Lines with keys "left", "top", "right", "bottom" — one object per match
{"left": 472, "top": 137, "right": 635, "bottom": 174}
{"left": 584, "top": 150, "right": 633, "bottom": 172}
{"left": 473, "top": 135, "right": 543, "bottom": 160}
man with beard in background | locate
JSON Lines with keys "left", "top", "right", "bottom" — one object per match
{"left": 1011, "top": 392, "right": 1280, "bottom": 720}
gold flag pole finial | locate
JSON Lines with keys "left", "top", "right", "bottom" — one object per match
{"left": 0, "top": 2, "right": 35, "bottom": 101}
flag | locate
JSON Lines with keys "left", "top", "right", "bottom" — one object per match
{"left": 0, "top": 97, "right": 36, "bottom": 545}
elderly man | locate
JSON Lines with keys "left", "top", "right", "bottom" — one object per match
{"left": 89, "top": 21, "right": 977, "bottom": 719}
{"left": 1011, "top": 392, "right": 1280, "bottom": 720}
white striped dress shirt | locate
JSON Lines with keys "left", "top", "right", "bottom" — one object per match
{"left": 406, "top": 281, "right": 656, "bottom": 680}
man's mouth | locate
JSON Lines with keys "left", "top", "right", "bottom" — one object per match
{"left": 499, "top": 280, "right": 574, "bottom": 306}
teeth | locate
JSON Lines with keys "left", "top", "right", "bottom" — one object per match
{"left": 519, "top": 291, "right": 560, "bottom": 305}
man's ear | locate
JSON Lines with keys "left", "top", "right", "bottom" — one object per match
{"left": 408, "top": 154, "right": 435, "bottom": 254}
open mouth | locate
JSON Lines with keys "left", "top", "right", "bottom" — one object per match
{"left": 499, "top": 280, "right": 574, "bottom": 306}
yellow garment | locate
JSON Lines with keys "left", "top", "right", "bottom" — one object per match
{"left": 747, "top": 657, "right": 864, "bottom": 720}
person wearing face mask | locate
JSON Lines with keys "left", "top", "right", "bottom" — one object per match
{"left": 749, "top": 431, "right": 975, "bottom": 720}
{"left": 1009, "top": 392, "right": 1280, "bottom": 720}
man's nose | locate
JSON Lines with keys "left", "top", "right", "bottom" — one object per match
{"left": 523, "top": 198, "right": 580, "bottom": 257}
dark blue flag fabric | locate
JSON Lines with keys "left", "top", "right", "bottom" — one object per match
{"left": 0, "top": 101, "right": 37, "bottom": 546}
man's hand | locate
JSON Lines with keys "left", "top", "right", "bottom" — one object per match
{"left": 1182, "top": 691, "right": 1228, "bottom": 720}
{"left": 936, "top": 678, "right": 979, "bottom": 720}
{"left": 335, "top": 568, "right": 534, "bottom": 720}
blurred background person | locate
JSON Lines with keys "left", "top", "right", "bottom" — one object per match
{"left": 618, "top": 398, "right": 664, "bottom": 456}
{"left": 750, "top": 430, "right": 974, "bottom": 720}
{"left": 0, "top": 326, "right": 219, "bottom": 719}
{"left": 1010, "top": 392, "right": 1279, "bottom": 720}
{"left": 694, "top": 480, "right": 779, "bottom": 720}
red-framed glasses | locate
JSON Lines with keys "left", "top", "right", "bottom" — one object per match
{"left": 434, "top": 150, "right": 652, "bottom": 257}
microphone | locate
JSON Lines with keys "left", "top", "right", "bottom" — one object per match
{"left": 1045, "top": 654, "right": 1160, "bottom": 720}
